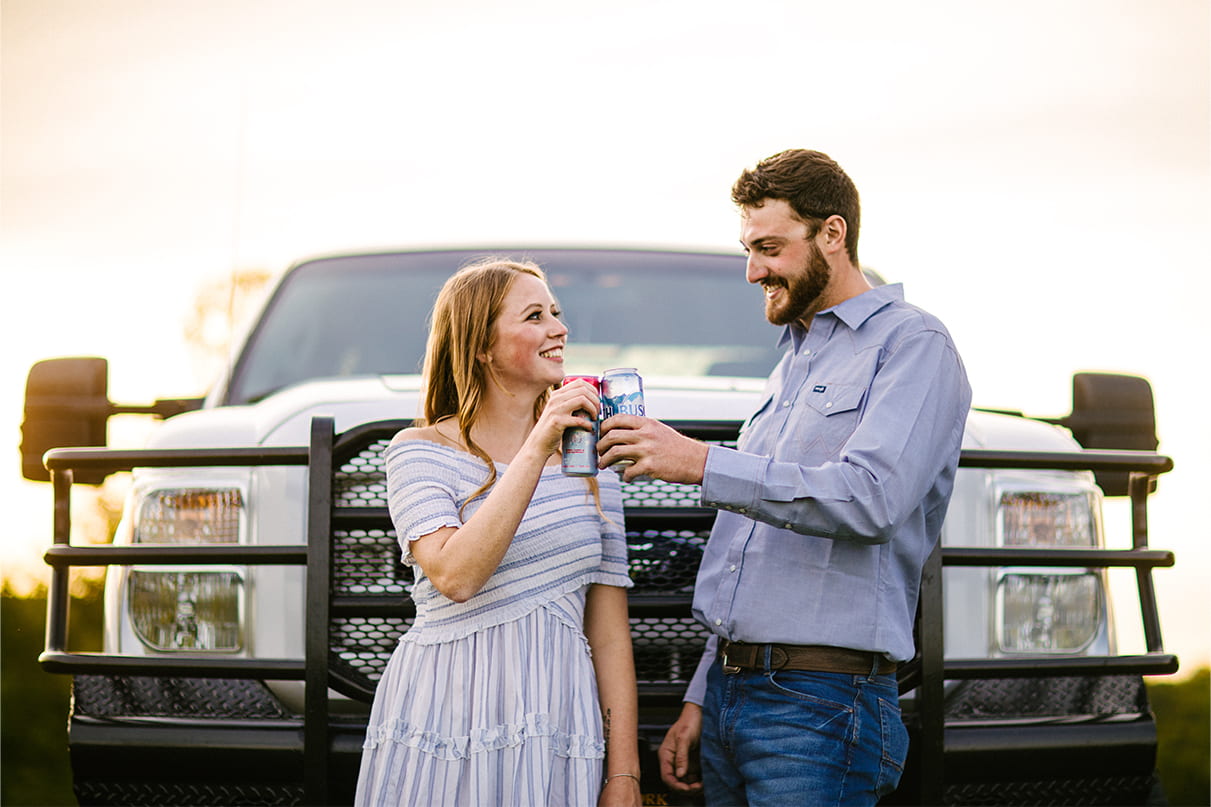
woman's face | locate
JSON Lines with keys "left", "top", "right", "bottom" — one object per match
{"left": 485, "top": 272, "right": 568, "bottom": 392}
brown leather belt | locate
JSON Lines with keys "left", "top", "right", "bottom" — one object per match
{"left": 719, "top": 641, "right": 897, "bottom": 676}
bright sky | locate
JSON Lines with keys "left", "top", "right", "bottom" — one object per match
{"left": 2, "top": 0, "right": 1208, "bottom": 674}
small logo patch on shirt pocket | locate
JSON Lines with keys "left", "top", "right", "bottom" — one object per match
{"left": 805, "top": 382, "right": 866, "bottom": 416}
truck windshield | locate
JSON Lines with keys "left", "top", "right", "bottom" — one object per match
{"left": 225, "top": 248, "right": 781, "bottom": 405}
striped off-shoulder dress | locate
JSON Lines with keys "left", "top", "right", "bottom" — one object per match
{"left": 355, "top": 440, "right": 632, "bottom": 807}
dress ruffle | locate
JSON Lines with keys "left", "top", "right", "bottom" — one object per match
{"left": 362, "top": 711, "right": 604, "bottom": 760}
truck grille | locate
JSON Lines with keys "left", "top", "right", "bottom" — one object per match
{"left": 332, "top": 436, "right": 718, "bottom": 510}
{"left": 328, "top": 431, "right": 731, "bottom": 693}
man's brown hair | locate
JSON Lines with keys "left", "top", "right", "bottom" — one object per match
{"left": 731, "top": 149, "right": 861, "bottom": 264}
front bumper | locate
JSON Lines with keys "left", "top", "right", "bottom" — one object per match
{"left": 67, "top": 673, "right": 1162, "bottom": 807}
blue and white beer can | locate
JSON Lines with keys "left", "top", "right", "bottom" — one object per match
{"left": 600, "top": 368, "right": 645, "bottom": 471}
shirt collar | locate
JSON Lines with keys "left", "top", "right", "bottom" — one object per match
{"left": 778, "top": 283, "right": 905, "bottom": 349}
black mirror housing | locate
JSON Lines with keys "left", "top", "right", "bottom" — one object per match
{"left": 1063, "top": 372, "right": 1159, "bottom": 496}
{"left": 21, "top": 357, "right": 112, "bottom": 484}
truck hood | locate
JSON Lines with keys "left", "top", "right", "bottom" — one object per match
{"left": 963, "top": 408, "right": 1081, "bottom": 452}
{"left": 143, "top": 376, "right": 426, "bottom": 449}
{"left": 144, "top": 374, "right": 1079, "bottom": 454}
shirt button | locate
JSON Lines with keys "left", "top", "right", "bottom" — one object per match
{"left": 738, "top": 508, "right": 747, "bottom": 514}
{"left": 783, "top": 523, "right": 793, "bottom": 529}
{"left": 714, "top": 618, "right": 722, "bottom": 626}
{"left": 729, "top": 564, "right": 737, "bottom": 572}
{"left": 825, "top": 402, "right": 833, "bottom": 409}
{"left": 782, "top": 401, "right": 791, "bottom": 408}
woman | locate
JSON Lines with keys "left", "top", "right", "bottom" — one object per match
{"left": 356, "top": 258, "right": 642, "bottom": 807}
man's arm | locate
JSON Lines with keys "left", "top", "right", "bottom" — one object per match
{"left": 701, "top": 329, "right": 969, "bottom": 542}
{"left": 657, "top": 702, "right": 703, "bottom": 793}
{"left": 601, "top": 329, "right": 970, "bottom": 540}
{"left": 655, "top": 635, "right": 715, "bottom": 793}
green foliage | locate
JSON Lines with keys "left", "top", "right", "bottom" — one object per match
{"left": 1148, "top": 669, "right": 1211, "bottom": 807}
{"left": 2, "top": 582, "right": 103, "bottom": 807}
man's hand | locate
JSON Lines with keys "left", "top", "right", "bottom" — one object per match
{"left": 597, "top": 415, "right": 709, "bottom": 484}
{"left": 657, "top": 703, "right": 704, "bottom": 793}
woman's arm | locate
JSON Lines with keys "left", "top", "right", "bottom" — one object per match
{"left": 585, "top": 583, "right": 642, "bottom": 807}
{"left": 410, "top": 381, "right": 599, "bottom": 602}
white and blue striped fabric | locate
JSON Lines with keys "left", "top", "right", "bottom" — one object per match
{"left": 355, "top": 440, "right": 631, "bottom": 807}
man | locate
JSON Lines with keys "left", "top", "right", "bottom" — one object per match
{"left": 597, "top": 149, "right": 972, "bottom": 805}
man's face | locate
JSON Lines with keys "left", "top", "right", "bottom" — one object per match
{"left": 739, "top": 199, "right": 831, "bottom": 327}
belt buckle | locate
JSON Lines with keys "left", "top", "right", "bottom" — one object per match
{"left": 721, "top": 644, "right": 741, "bottom": 675}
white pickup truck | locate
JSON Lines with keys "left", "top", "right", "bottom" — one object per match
{"left": 22, "top": 247, "right": 1177, "bottom": 806}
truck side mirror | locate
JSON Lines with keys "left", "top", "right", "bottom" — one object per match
{"left": 21, "top": 357, "right": 112, "bottom": 484}
{"left": 1062, "top": 372, "right": 1158, "bottom": 496}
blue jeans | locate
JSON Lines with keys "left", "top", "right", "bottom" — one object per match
{"left": 700, "top": 653, "right": 909, "bottom": 806}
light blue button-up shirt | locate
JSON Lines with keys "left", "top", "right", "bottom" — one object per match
{"left": 685, "top": 283, "right": 971, "bottom": 704}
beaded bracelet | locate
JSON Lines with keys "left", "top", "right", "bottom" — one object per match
{"left": 604, "top": 772, "right": 641, "bottom": 786}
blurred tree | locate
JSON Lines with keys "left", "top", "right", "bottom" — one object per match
{"left": 1148, "top": 669, "right": 1211, "bottom": 806}
{"left": 1, "top": 580, "right": 104, "bottom": 806}
{"left": 1, "top": 269, "right": 276, "bottom": 804}
{"left": 183, "top": 267, "right": 274, "bottom": 387}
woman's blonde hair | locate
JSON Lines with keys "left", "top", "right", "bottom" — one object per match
{"left": 419, "top": 257, "right": 598, "bottom": 513}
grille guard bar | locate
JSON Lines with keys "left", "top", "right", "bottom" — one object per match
{"left": 38, "top": 417, "right": 1177, "bottom": 805}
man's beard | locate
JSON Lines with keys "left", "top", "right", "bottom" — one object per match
{"left": 764, "top": 242, "right": 831, "bottom": 326}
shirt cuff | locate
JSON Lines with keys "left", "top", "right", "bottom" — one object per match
{"left": 683, "top": 634, "right": 718, "bottom": 706}
{"left": 700, "top": 444, "right": 769, "bottom": 512}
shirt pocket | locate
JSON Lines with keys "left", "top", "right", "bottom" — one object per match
{"left": 791, "top": 381, "right": 868, "bottom": 457}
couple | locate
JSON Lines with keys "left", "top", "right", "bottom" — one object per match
{"left": 356, "top": 149, "right": 972, "bottom": 807}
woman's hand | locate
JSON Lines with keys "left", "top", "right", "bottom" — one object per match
{"left": 523, "top": 378, "right": 601, "bottom": 460}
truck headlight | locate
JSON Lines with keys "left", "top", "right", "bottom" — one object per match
{"left": 997, "top": 490, "right": 1097, "bottom": 547}
{"left": 134, "top": 488, "right": 244, "bottom": 544}
{"left": 129, "top": 487, "right": 246, "bottom": 652}
{"left": 129, "top": 570, "right": 244, "bottom": 651}
{"left": 995, "top": 488, "right": 1103, "bottom": 654}
{"left": 997, "top": 572, "right": 1101, "bottom": 653}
